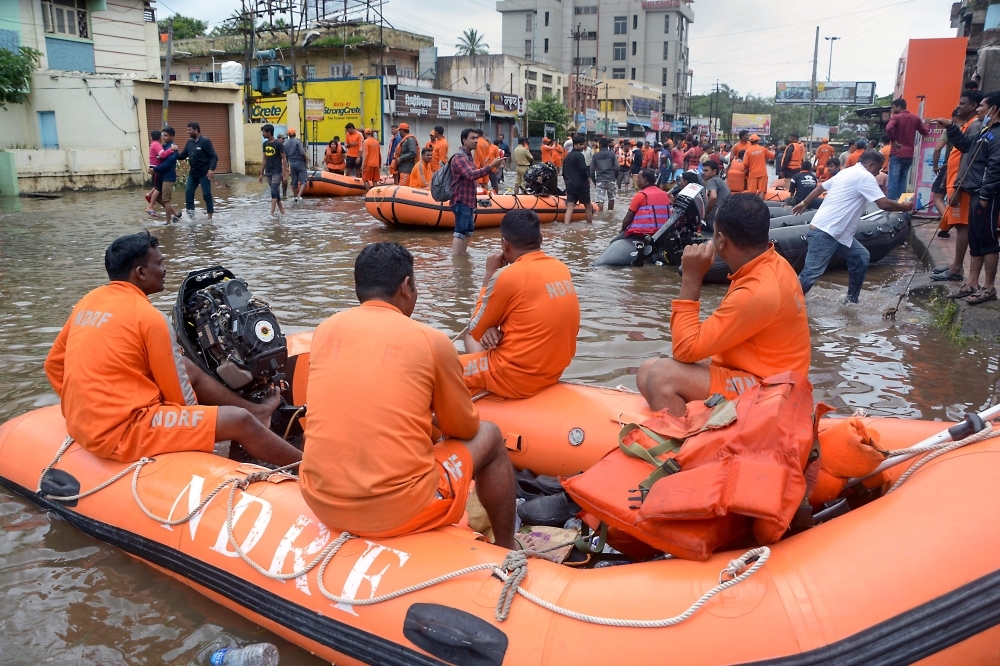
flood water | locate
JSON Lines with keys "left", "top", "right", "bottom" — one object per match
{"left": 1, "top": 174, "right": 998, "bottom": 664}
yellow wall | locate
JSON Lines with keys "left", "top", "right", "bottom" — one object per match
{"left": 248, "top": 78, "right": 385, "bottom": 145}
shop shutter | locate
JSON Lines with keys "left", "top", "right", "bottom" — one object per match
{"left": 146, "top": 100, "right": 232, "bottom": 173}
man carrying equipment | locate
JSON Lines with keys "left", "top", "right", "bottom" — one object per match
{"left": 301, "top": 243, "right": 516, "bottom": 548}
{"left": 45, "top": 232, "right": 301, "bottom": 465}
{"left": 637, "top": 195, "right": 811, "bottom": 416}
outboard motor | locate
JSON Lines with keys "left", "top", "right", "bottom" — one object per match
{"left": 601, "top": 182, "right": 708, "bottom": 268}
{"left": 522, "top": 162, "right": 564, "bottom": 196}
{"left": 173, "top": 267, "right": 287, "bottom": 399}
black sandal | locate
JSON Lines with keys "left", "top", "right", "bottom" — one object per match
{"left": 966, "top": 288, "right": 997, "bottom": 305}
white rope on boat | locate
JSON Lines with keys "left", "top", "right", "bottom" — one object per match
{"left": 36, "top": 436, "right": 770, "bottom": 626}
{"left": 885, "top": 423, "right": 998, "bottom": 494}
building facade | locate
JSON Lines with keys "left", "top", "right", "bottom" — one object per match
{"left": 496, "top": 0, "right": 693, "bottom": 119}
{"left": 0, "top": 0, "right": 245, "bottom": 194}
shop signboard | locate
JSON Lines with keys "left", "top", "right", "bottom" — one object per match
{"left": 731, "top": 113, "right": 771, "bottom": 135}
{"left": 250, "top": 78, "right": 384, "bottom": 144}
{"left": 396, "top": 88, "right": 485, "bottom": 122}
{"left": 650, "top": 110, "right": 661, "bottom": 131}
{"left": 489, "top": 92, "right": 524, "bottom": 117}
{"left": 774, "top": 81, "right": 876, "bottom": 105}
{"left": 671, "top": 119, "right": 684, "bottom": 132}
{"left": 913, "top": 127, "right": 946, "bottom": 218}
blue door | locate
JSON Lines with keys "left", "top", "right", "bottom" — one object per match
{"left": 38, "top": 111, "right": 58, "bottom": 149}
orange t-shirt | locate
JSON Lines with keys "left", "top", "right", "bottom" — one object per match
{"left": 460, "top": 251, "right": 580, "bottom": 399}
{"left": 845, "top": 148, "right": 864, "bottom": 168}
{"left": 345, "top": 129, "right": 362, "bottom": 158}
{"left": 362, "top": 136, "right": 381, "bottom": 167}
{"left": 880, "top": 144, "right": 892, "bottom": 174}
{"left": 431, "top": 137, "right": 449, "bottom": 171}
{"left": 730, "top": 140, "right": 751, "bottom": 163}
{"left": 742, "top": 144, "right": 774, "bottom": 177}
{"left": 300, "top": 301, "right": 480, "bottom": 534}
{"left": 475, "top": 137, "right": 493, "bottom": 184}
{"left": 552, "top": 144, "right": 565, "bottom": 168}
{"left": 814, "top": 144, "right": 834, "bottom": 173}
{"left": 541, "top": 143, "right": 553, "bottom": 163}
{"left": 410, "top": 160, "right": 434, "bottom": 189}
{"left": 44, "top": 281, "right": 209, "bottom": 461}
{"left": 670, "top": 246, "right": 810, "bottom": 380}
{"left": 727, "top": 160, "right": 746, "bottom": 192}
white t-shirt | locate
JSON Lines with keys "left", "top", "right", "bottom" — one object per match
{"left": 812, "top": 164, "right": 885, "bottom": 246}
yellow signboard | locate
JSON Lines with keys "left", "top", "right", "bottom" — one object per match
{"left": 249, "top": 78, "right": 384, "bottom": 143}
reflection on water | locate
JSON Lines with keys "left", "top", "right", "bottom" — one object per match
{"left": 1, "top": 176, "right": 997, "bottom": 662}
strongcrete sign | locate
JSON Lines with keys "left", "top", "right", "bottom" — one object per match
{"left": 249, "top": 78, "right": 384, "bottom": 144}
{"left": 397, "top": 89, "right": 485, "bottom": 122}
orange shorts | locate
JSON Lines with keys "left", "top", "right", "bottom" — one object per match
{"left": 399, "top": 173, "right": 411, "bottom": 186}
{"left": 363, "top": 166, "right": 381, "bottom": 182}
{"left": 707, "top": 365, "right": 761, "bottom": 402}
{"left": 946, "top": 189, "right": 970, "bottom": 228}
{"left": 356, "top": 439, "right": 474, "bottom": 539}
{"left": 746, "top": 176, "right": 768, "bottom": 193}
{"left": 459, "top": 350, "right": 493, "bottom": 392}
{"left": 112, "top": 403, "right": 218, "bottom": 462}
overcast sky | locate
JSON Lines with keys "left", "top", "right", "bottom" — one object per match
{"left": 157, "top": 0, "right": 957, "bottom": 97}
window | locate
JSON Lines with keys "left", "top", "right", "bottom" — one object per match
{"left": 42, "top": 0, "right": 90, "bottom": 39}
{"left": 329, "top": 63, "right": 353, "bottom": 77}
{"left": 574, "top": 6, "right": 597, "bottom": 14}
{"left": 526, "top": 83, "right": 537, "bottom": 100}
{"left": 633, "top": 15, "right": 638, "bottom": 29}
{"left": 525, "top": 39, "right": 532, "bottom": 58}
{"left": 573, "top": 56, "right": 596, "bottom": 66}
{"left": 663, "top": 41, "right": 668, "bottom": 59}
{"left": 143, "top": 2, "right": 155, "bottom": 22}
{"left": 526, "top": 12, "right": 533, "bottom": 31}
{"left": 543, "top": 86, "right": 552, "bottom": 96}
{"left": 612, "top": 68, "right": 626, "bottom": 79}
{"left": 662, "top": 67, "right": 669, "bottom": 86}
{"left": 544, "top": 11, "right": 549, "bottom": 26}
{"left": 189, "top": 72, "right": 201, "bottom": 82}
{"left": 613, "top": 42, "right": 626, "bottom": 60}
{"left": 678, "top": 17, "right": 684, "bottom": 40}
{"left": 526, "top": 69, "right": 537, "bottom": 80}
{"left": 584, "top": 31, "right": 597, "bottom": 40}
{"left": 303, "top": 65, "right": 316, "bottom": 79}
{"left": 632, "top": 41, "right": 636, "bottom": 56}
{"left": 664, "top": 15, "right": 670, "bottom": 33}
{"left": 542, "top": 73, "right": 552, "bottom": 83}
{"left": 614, "top": 16, "right": 627, "bottom": 34}
{"left": 630, "top": 68, "right": 636, "bottom": 80}
{"left": 544, "top": 38, "right": 549, "bottom": 53}
{"left": 398, "top": 67, "right": 415, "bottom": 77}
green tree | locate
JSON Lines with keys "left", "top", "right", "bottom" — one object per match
{"left": 209, "top": 11, "right": 260, "bottom": 36}
{"left": 455, "top": 29, "right": 488, "bottom": 56}
{"left": 159, "top": 15, "right": 208, "bottom": 39}
{"left": 527, "top": 93, "right": 571, "bottom": 139}
{"left": 0, "top": 46, "right": 41, "bottom": 110}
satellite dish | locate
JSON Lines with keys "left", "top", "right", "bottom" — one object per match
{"left": 302, "top": 30, "right": 320, "bottom": 47}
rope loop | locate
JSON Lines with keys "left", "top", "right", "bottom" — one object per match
{"left": 495, "top": 550, "right": 529, "bottom": 622}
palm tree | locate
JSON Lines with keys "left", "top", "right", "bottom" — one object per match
{"left": 455, "top": 29, "right": 489, "bottom": 56}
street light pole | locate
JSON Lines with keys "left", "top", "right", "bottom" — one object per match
{"left": 824, "top": 36, "right": 840, "bottom": 82}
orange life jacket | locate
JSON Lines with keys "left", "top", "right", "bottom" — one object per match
{"left": 808, "top": 417, "right": 888, "bottom": 505}
{"left": 785, "top": 142, "right": 805, "bottom": 171}
{"left": 325, "top": 143, "right": 345, "bottom": 172}
{"left": 563, "top": 372, "right": 816, "bottom": 561}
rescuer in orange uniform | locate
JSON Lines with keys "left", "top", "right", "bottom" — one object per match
{"left": 551, "top": 140, "right": 565, "bottom": 172}
{"left": 742, "top": 134, "right": 775, "bottom": 196}
{"left": 410, "top": 147, "right": 435, "bottom": 190}
{"left": 475, "top": 135, "right": 494, "bottom": 187}
{"left": 324, "top": 137, "right": 346, "bottom": 174}
{"left": 779, "top": 132, "right": 806, "bottom": 189}
{"left": 730, "top": 129, "right": 751, "bottom": 165}
{"left": 814, "top": 138, "right": 835, "bottom": 179}
{"left": 361, "top": 128, "right": 382, "bottom": 187}
{"left": 541, "top": 137, "right": 553, "bottom": 164}
{"left": 727, "top": 150, "right": 747, "bottom": 193}
{"left": 344, "top": 123, "right": 363, "bottom": 177}
{"left": 637, "top": 195, "right": 811, "bottom": 415}
{"left": 299, "top": 242, "right": 516, "bottom": 548}
{"left": 430, "top": 125, "right": 449, "bottom": 171}
{"left": 460, "top": 210, "right": 581, "bottom": 399}
{"left": 844, "top": 139, "right": 867, "bottom": 168}
{"left": 44, "top": 232, "right": 302, "bottom": 464}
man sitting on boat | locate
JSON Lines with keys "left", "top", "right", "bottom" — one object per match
{"left": 44, "top": 232, "right": 302, "bottom": 465}
{"left": 300, "top": 243, "right": 517, "bottom": 548}
{"left": 461, "top": 210, "right": 580, "bottom": 399}
{"left": 636, "top": 194, "right": 811, "bottom": 416}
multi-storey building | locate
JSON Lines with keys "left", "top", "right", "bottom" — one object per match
{"left": 496, "top": 0, "right": 693, "bottom": 120}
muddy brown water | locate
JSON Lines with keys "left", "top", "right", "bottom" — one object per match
{"left": 1, "top": 176, "right": 997, "bottom": 664}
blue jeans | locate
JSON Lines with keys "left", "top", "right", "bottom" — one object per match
{"left": 185, "top": 172, "right": 214, "bottom": 214}
{"left": 887, "top": 156, "right": 912, "bottom": 202}
{"left": 798, "top": 227, "right": 870, "bottom": 303}
{"left": 452, "top": 202, "right": 475, "bottom": 238}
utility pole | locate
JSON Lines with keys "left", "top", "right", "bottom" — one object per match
{"left": 161, "top": 20, "right": 173, "bottom": 127}
{"left": 808, "top": 26, "right": 819, "bottom": 150}
{"left": 604, "top": 82, "right": 609, "bottom": 134}
{"left": 570, "top": 23, "right": 585, "bottom": 126}
{"left": 824, "top": 36, "right": 840, "bottom": 82}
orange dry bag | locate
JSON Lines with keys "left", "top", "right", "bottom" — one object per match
{"left": 564, "top": 372, "right": 816, "bottom": 561}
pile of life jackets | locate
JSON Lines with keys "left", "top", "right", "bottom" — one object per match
{"left": 563, "top": 372, "right": 889, "bottom": 560}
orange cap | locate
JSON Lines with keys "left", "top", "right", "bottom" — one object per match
{"left": 287, "top": 128, "right": 296, "bottom": 136}
{"left": 821, "top": 137, "right": 829, "bottom": 143}
{"left": 749, "top": 134, "right": 760, "bottom": 142}
{"left": 398, "top": 122, "right": 410, "bottom": 131}
{"left": 364, "top": 128, "right": 372, "bottom": 135}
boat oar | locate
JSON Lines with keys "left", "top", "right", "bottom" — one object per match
{"left": 844, "top": 403, "right": 1000, "bottom": 489}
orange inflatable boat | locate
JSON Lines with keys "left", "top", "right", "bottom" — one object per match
{"left": 6, "top": 327, "right": 1000, "bottom": 665}
{"left": 365, "top": 185, "right": 588, "bottom": 228}
{"left": 303, "top": 170, "right": 392, "bottom": 197}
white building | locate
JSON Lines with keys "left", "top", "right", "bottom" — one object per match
{"left": 0, "top": 0, "right": 244, "bottom": 194}
{"left": 496, "top": 0, "right": 693, "bottom": 120}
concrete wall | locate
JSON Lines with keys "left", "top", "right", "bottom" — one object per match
{"left": 91, "top": 0, "right": 157, "bottom": 75}
{"left": 13, "top": 147, "right": 144, "bottom": 191}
